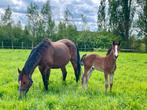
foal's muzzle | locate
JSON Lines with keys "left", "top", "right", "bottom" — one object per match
{"left": 115, "top": 55, "right": 118, "bottom": 59}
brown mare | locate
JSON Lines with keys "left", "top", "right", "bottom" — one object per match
{"left": 81, "top": 41, "right": 120, "bottom": 93}
{"left": 18, "top": 39, "right": 81, "bottom": 97}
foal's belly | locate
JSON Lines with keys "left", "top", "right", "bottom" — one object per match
{"left": 94, "top": 64, "right": 104, "bottom": 72}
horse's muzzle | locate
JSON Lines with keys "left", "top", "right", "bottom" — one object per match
{"left": 19, "top": 91, "right": 26, "bottom": 99}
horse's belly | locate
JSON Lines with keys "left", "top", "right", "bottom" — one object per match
{"left": 49, "top": 60, "right": 70, "bottom": 68}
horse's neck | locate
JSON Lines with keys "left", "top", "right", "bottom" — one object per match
{"left": 23, "top": 55, "right": 40, "bottom": 77}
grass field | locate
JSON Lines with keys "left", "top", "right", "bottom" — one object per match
{"left": 0, "top": 49, "right": 147, "bottom": 110}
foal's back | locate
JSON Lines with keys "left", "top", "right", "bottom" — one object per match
{"left": 83, "top": 54, "right": 105, "bottom": 72}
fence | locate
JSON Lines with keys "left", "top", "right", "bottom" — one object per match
{"left": 0, "top": 41, "right": 34, "bottom": 49}
{"left": 0, "top": 41, "right": 140, "bottom": 52}
{"left": 0, "top": 41, "right": 106, "bottom": 51}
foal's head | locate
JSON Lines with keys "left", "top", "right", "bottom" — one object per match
{"left": 109, "top": 41, "right": 120, "bottom": 59}
{"left": 18, "top": 68, "right": 33, "bottom": 98}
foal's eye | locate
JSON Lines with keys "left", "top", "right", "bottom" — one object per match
{"left": 23, "top": 82, "right": 26, "bottom": 85}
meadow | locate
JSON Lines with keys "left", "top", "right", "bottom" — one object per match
{"left": 0, "top": 49, "right": 146, "bottom": 110}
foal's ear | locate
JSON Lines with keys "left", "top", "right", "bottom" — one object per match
{"left": 112, "top": 41, "right": 115, "bottom": 45}
{"left": 18, "top": 68, "right": 21, "bottom": 74}
{"left": 118, "top": 41, "right": 120, "bottom": 46}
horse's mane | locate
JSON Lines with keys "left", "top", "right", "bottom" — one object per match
{"left": 106, "top": 46, "right": 112, "bottom": 55}
{"left": 22, "top": 39, "right": 51, "bottom": 74}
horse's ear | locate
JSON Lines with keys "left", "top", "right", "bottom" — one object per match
{"left": 18, "top": 68, "right": 21, "bottom": 74}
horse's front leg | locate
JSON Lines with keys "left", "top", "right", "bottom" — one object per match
{"left": 39, "top": 66, "right": 50, "bottom": 90}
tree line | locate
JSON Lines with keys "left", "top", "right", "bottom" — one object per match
{"left": 0, "top": 0, "right": 146, "bottom": 52}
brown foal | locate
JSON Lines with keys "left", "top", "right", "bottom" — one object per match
{"left": 81, "top": 41, "right": 120, "bottom": 92}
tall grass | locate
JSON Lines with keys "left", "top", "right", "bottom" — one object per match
{"left": 0, "top": 49, "right": 146, "bottom": 110}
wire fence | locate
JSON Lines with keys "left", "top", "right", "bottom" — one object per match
{"left": 0, "top": 41, "right": 140, "bottom": 52}
{"left": 0, "top": 41, "right": 34, "bottom": 49}
{"left": 0, "top": 41, "right": 106, "bottom": 51}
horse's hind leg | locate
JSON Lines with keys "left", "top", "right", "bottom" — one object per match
{"left": 71, "top": 60, "right": 79, "bottom": 82}
{"left": 39, "top": 66, "right": 50, "bottom": 90}
{"left": 61, "top": 67, "right": 67, "bottom": 81}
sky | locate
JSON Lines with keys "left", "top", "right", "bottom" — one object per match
{"left": 0, "top": 0, "right": 101, "bottom": 31}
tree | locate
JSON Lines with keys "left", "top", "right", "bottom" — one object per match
{"left": 81, "top": 14, "right": 88, "bottom": 31}
{"left": 41, "top": 0, "right": 55, "bottom": 39}
{"left": 1, "top": 6, "right": 12, "bottom": 26}
{"left": 27, "top": 2, "right": 39, "bottom": 39}
{"left": 108, "top": 0, "right": 135, "bottom": 47}
{"left": 97, "top": 0, "right": 106, "bottom": 31}
{"left": 137, "top": 0, "right": 147, "bottom": 52}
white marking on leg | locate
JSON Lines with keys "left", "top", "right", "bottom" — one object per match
{"left": 87, "top": 66, "right": 94, "bottom": 80}
{"left": 109, "top": 74, "right": 113, "bottom": 84}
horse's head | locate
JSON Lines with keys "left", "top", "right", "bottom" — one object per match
{"left": 18, "top": 68, "right": 33, "bottom": 98}
{"left": 111, "top": 41, "right": 120, "bottom": 59}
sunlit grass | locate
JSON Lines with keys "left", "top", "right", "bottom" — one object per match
{"left": 0, "top": 49, "right": 146, "bottom": 110}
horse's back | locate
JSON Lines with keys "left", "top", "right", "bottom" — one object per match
{"left": 57, "top": 39, "right": 77, "bottom": 58}
{"left": 49, "top": 40, "right": 71, "bottom": 67}
{"left": 38, "top": 39, "right": 76, "bottom": 68}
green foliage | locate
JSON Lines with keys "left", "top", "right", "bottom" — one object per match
{"left": 77, "top": 31, "right": 120, "bottom": 50}
{"left": 0, "top": 50, "right": 146, "bottom": 109}
{"left": 0, "top": 2, "right": 146, "bottom": 51}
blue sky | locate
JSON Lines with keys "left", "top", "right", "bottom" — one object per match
{"left": 0, "top": 0, "right": 101, "bottom": 31}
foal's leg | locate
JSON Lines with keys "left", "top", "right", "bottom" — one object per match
{"left": 109, "top": 73, "right": 114, "bottom": 92}
{"left": 61, "top": 67, "right": 67, "bottom": 81}
{"left": 110, "top": 65, "right": 116, "bottom": 92}
{"left": 87, "top": 66, "right": 94, "bottom": 80}
{"left": 39, "top": 66, "right": 50, "bottom": 90}
{"left": 82, "top": 66, "right": 91, "bottom": 88}
{"left": 104, "top": 73, "right": 108, "bottom": 93}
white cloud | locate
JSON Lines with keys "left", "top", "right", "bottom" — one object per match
{"left": 0, "top": 0, "right": 100, "bottom": 31}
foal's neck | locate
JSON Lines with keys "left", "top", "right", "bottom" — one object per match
{"left": 106, "top": 51, "right": 116, "bottom": 64}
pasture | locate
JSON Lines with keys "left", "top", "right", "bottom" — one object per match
{"left": 0, "top": 49, "right": 146, "bottom": 110}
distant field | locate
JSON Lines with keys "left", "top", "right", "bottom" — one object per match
{"left": 0, "top": 49, "right": 146, "bottom": 110}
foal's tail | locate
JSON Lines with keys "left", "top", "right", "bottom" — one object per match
{"left": 76, "top": 47, "right": 81, "bottom": 82}
{"left": 80, "top": 54, "right": 87, "bottom": 65}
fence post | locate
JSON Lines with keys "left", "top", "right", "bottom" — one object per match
{"left": 84, "top": 44, "right": 86, "bottom": 51}
{"left": 32, "top": 42, "right": 33, "bottom": 49}
{"left": 2, "top": 41, "right": 3, "bottom": 48}
{"left": 12, "top": 41, "right": 13, "bottom": 49}
{"left": 21, "top": 42, "right": 24, "bottom": 49}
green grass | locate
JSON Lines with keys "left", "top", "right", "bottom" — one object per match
{"left": 0, "top": 49, "right": 147, "bottom": 110}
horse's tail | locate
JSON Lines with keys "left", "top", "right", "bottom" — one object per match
{"left": 76, "top": 47, "right": 81, "bottom": 82}
{"left": 80, "top": 54, "right": 87, "bottom": 65}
